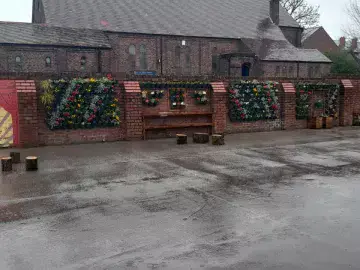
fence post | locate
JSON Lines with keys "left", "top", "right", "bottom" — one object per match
{"left": 281, "top": 83, "right": 297, "bottom": 130}
{"left": 123, "top": 81, "right": 143, "bottom": 140}
{"left": 211, "top": 82, "right": 227, "bottom": 134}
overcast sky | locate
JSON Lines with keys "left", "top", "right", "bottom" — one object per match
{"left": 0, "top": 0, "right": 351, "bottom": 40}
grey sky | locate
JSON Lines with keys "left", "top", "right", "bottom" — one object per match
{"left": 0, "top": 0, "right": 350, "bottom": 40}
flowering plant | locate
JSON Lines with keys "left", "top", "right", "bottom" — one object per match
{"left": 192, "top": 90, "right": 208, "bottom": 105}
{"left": 228, "top": 80, "right": 280, "bottom": 122}
{"left": 170, "top": 89, "right": 185, "bottom": 109}
{"left": 296, "top": 89, "right": 312, "bottom": 119}
{"left": 142, "top": 90, "right": 165, "bottom": 106}
{"left": 40, "top": 77, "right": 121, "bottom": 129}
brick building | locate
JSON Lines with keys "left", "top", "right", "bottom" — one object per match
{"left": 302, "top": 27, "right": 339, "bottom": 54}
{"left": 0, "top": 0, "right": 331, "bottom": 78}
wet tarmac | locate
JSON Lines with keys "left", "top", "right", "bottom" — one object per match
{"left": 1, "top": 128, "right": 360, "bottom": 269}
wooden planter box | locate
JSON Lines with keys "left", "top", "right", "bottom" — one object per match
{"left": 309, "top": 117, "right": 323, "bottom": 129}
{"left": 324, "top": 117, "right": 333, "bottom": 129}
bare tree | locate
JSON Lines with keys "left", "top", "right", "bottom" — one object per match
{"left": 345, "top": 0, "right": 360, "bottom": 37}
{"left": 281, "top": 0, "right": 320, "bottom": 28}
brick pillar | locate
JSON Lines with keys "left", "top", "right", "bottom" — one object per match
{"left": 282, "top": 83, "right": 297, "bottom": 130}
{"left": 340, "top": 79, "right": 354, "bottom": 126}
{"left": 15, "top": 80, "right": 39, "bottom": 147}
{"left": 124, "top": 81, "right": 143, "bottom": 140}
{"left": 211, "top": 82, "right": 227, "bottom": 134}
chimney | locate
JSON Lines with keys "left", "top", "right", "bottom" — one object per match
{"left": 270, "top": 0, "right": 280, "bottom": 25}
{"left": 351, "top": 38, "right": 358, "bottom": 51}
{"left": 339, "top": 37, "right": 346, "bottom": 49}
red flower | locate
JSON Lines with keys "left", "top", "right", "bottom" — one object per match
{"left": 271, "top": 104, "right": 278, "bottom": 110}
{"left": 241, "top": 113, "right": 246, "bottom": 119}
{"left": 300, "top": 90, "right": 304, "bottom": 94}
{"left": 145, "top": 99, "right": 149, "bottom": 103}
{"left": 229, "top": 90, "right": 236, "bottom": 94}
{"left": 235, "top": 99, "right": 240, "bottom": 104}
{"left": 308, "top": 91, "right": 312, "bottom": 95}
{"left": 266, "top": 92, "right": 271, "bottom": 97}
{"left": 268, "top": 98, "right": 272, "bottom": 103}
{"left": 63, "top": 112, "right": 70, "bottom": 117}
{"left": 55, "top": 121, "right": 59, "bottom": 125}
{"left": 104, "top": 88, "right": 108, "bottom": 93}
{"left": 106, "top": 73, "right": 113, "bottom": 80}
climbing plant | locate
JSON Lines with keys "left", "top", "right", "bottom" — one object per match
{"left": 141, "top": 90, "right": 165, "bottom": 106}
{"left": 40, "top": 77, "right": 121, "bottom": 130}
{"left": 228, "top": 81, "right": 280, "bottom": 122}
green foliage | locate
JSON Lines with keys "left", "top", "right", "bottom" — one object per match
{"left": 141, "top": 90, "right": 165, "bottom": 106}
{"left": 228, "top": 81, "right": 280, "bottom": 122}
{"left": 325, "top": 51, "right": 360, "bottom": 75}
{"left": 170, "top": 89, "right": 185, "bottom": 109}
{"left": 192, "top": 90, "right": 208, "bottom": 105}
{"left": 295, "top": 89, "right": 312, "bottom": 120}
{"left": 43, "top": 77, "right": 121, "bottom": 130}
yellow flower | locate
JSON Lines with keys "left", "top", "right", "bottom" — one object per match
{"left": 253, "top": 88, "right": 257, "bottom": 92}
{"left": 77, "top": 104, "right": 81, "bottom": 108}
{"left": 111, "top": 104, "right": 116, "bottom": 107}
{"left": 72, "top": 115, "right": 76, "bottom": 118}
{"left": 68, "top": 121, "right": 73, "bottom": 124}
{"left": 114, "top": 98, "right": 119, "bottom": 102}
{"left": 116, "top": 116, "right": 120, "bottom": 121}
{"left": 89, "top": 78, "right": 96, "bottom": 83}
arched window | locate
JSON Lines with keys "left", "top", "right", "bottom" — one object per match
{"left": 242, "top": 63, "right": 251, "bottom": 77}
{"left": 289, "top": 66, "right": 294, "bottom": 77}
{"left": 80, "top": 56, "right": 86, "bottom": 70}
{"left": 275, "top": 66, "right": 280, "bottom": 77}
{"left": 139, "top": 44, "right": 147, "bottom": 70}
{"left": 282, "top": 66, "right": 287, "bottom": 77}
{"left": 45, "top": 57, "right": 51, "bottom": 67}
{"left": 15, "top": 56, "right": 21, "bottom": 64}
{"left": 308, "top": 66, "right": 314, "bottom": 78}
{"left": 185, "top": 46, "right": 191, "bottom": 73}
{"left": 128, "top": 45, "right": 136, "bottom": 70}
{"left": 175, "top": 46, "right": 181, "bottom": 69}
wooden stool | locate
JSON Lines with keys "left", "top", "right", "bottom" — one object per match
{"left": 26, "top": 156, "right": 38, "bottom": 171}
{"left": 193, "top": 133, "right": 209, "bottom": 144}
{"left": 211, "top": 134, "right": 225, "bottom": 145}
{"left": 176, "top": 134, "right": 187, "bottom": 145}
{"left": 1, "top": 157, "right": 12, "bottom": 172}
{"left": 10, "top": 152, "right": 21, "bottom": 164}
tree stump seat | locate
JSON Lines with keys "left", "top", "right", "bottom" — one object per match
{"left": 211, "top": 134, "right": 225, "bottom": 145}
{"left": 193, "top": 133, "right": 210, "bottom": 144}
{"left": 176, "top": 134, "right": 187, "bottom": 145}
{"left": 1, "top": 157, "right": 12, "bottom": 172}
{"left": 26, "top": 156, "right": 38, "bottom": 171}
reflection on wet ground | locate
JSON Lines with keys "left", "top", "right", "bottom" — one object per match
{"left": 1, "top": 128, "right": 360, "bottom": 269}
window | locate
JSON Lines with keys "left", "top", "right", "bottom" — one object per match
{"left": 128, "top": 45, "right": 136, "bottom": 70}
{"left": 129, "top": 45, "right": 136, "bottom": 55}
{"left": 175, "top": 45, "right": 181, "bottom": 70}
{"left": 139, "top": 44, "right": 147, "bottom": 70}
{"left": 80, "top": 56, "right": 86, "bottom": 70}
{"left": 289, "top": 66, "right": 294, "bottom": 77}
{"left": 185, "top": 46, "right": 191, "bottom": 71}
{"left": 282, "top": 66, "right": 287, "bottom": 77}
{"left": 308, "top": 66, "right": 314, "bottom": 78}
{"left": 314, "top": 65, "right": 320, "bottom": 77}
{"left": 15, "top": 56, "right": 22, "bottom": 69}
{"left": 45, "top": 57, "right": 51, "bottom": 67}
{"left": 182, "top": 40, "right": 186, "bottom": 46}
{"left": 242, "top": 63, "right": 251, "bottom": 77}
{"left": 275, "top": 66, "right": 280, "bottom": 77}
{"left": 212, "top": 47, "right": 218, "bottom": 74}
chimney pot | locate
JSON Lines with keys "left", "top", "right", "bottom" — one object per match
{"left": 270, "top": 0, "right": 280, "bottom": 25}
{"left": 339, "top": 37, "right": 346, "bottom": 49}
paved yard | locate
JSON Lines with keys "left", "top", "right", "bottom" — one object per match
{"left": 1, "top": 128, "right": 360, "bottom": 269}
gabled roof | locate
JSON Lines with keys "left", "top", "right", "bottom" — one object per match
{"left": 0, "top": 21, "right": 111, "bottom": 48}
{"left": 302, "top": 27, "right": 320, "bottom": 43}
{"left": 39, "top": 0, "right": 300, "bottom": 39}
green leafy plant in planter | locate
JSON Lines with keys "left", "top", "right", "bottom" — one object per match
{"left": 228, "top": 80, "right": 280, "bottom": 122}
{"left": 141, "top": 90, "right": 165, "bottom": 106}
{"left": 40, "top": 77, "right": 121, "bottom": 130}
{"left": 170, "top": 89, "right": 185, "bottom": 109}
{"left": 192, "top": 90, "right": 208, "bottom": 105}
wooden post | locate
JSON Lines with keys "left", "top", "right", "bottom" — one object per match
{"left": 26, "top": 156, "right": 38, "bottom": 171}
{"left": 211, "top": 134, "right": 225, "bottom": 145}
{"left": 193, "top": 133, "right": 210, "bottom": 144}
{"left": 176, "top": 134, "right": 187, "bottom": 145}
{"left": 10, "top": 152, "right": 21, "bottom": 164}
{"left": 2, "top": 157, "right": 12, "bottom": 172}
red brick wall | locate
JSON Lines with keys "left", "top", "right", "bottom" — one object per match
{"left": 124, "top": 82, "right": 143, "bottom": 139}
{"left": 16, "top": 80, "right": 39, "bottom": 147}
